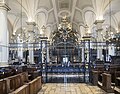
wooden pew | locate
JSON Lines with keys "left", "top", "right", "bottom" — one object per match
{"left": 9, "top": 76, "right": 42, "bottom": 94}
{"left": 0, "top": 79, "right": 7, "bottom": 94}
{"left": 4, "top": 72, "right": 28, "bottom": 93}
{"left": 4, "top": 74, "right": 22, "bottom": 93}
{"left": 114, "top": 77, "right": 120, "bottom": 94}
{"left": 27, "top": 76, "right": 42, "bottom": 94}
{"left": 9, "top": 85, "right": 29, "bottom": 94}
{"left": 27, "top": 67, "right": 37, "bottom": 73}
{"left": 114, "top": 87, "right": 120, "bottom": 94}
{"left": 91, "top": 71, "right": 99, "bottom": 85}
{"left": 102, "top": 73, "right": 114, "bottom": 93}
{"left": 20, "top": 72, "right": 29, "bottom": 84}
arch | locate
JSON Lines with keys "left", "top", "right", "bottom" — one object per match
{"left": 84, "top": 11, "right": 96, "bottom": 28}
{"left": 82, "top": 7, "right": 96, "bottom": 24}
{"left": 35, "top": 8, "right": 48, "bottom": 22}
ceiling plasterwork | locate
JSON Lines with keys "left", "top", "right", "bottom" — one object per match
{"left": 5, "top": 0, "right": 120, "bottom": 41}
{"left": 76, "top": 0, "right": 93, "bottom": 10}
{"left": 47, "top": 11, "right": 56, "bottom": 25}
{"left": 37, "top": 0, "right": 53, "bottom": 11}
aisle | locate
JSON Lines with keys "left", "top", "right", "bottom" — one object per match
{"left": 38, "top": 83, "right": 107, "bottom": 94}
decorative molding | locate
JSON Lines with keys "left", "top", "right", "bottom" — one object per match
{"left": 26, "top": 21, "right": 36, "bottom": 26}
{"left": 71, "top": 0, "right": 77, "bottom": 22}
{"left": 94, "top": 20, "right": 104, "bottom": 25}
{"left": 0, "top": 3, "right": 11, "bottom": 11}
{"left": 52, "top": 0, "right": 58, "bottom": 26}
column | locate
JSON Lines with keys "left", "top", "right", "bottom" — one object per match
{"left": 0, "top": 2, "right": 10, "bottom": 66}
{"left": 28, "top": 43, "right": 34, "bottom": 64}
{"left": 47, "top": 44, "right": 49, "bottom": 63}
{"left": 41, "top": 41, "right": 46, "bottom": 64}
{"left": 108, "top": 45, "right": 115, "bottom": 56}
{"left": 17, "top": 36, "right": 23, "bottom": 59}
{"left": 94, "top": 20, "right": 104, "bottom": 60}
{"left": 82, "top": 47, "right": 84, "bottom": 62}
{"left": 26, "top": 21, "right": 36, "bottom": 64}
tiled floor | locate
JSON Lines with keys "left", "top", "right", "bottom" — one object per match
{"left": 38, "top": 83, "right": 107, "bottom": 94}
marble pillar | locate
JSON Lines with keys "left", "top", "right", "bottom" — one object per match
{"left": 47, "top": 44, "right": 49, "bottom": 63}
{"left": 17, "top": 36, "right": 23, "bottom": 59}
{"left": 82, "top": 47, "right": 85, "bottom": 62}
{"left": 0, "top": 2, "right": 10, "bottom": 66}
{"left": 26, "top": 21, "right": 36, "bottom": 64}
{"left": 108, "top": 45, "right": 115, "bottom": 56}
{"left": 94, "top": 20, "right": 104, "bottom": 60}
{"left": 28, "top": 44, "right": 34, "bottom": 64}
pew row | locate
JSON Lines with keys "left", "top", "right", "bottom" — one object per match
{"left": 9, "top": 76, "right": 42, "bottom": 94}
{"left": 0, "top": 79, "right": 7, "bottom": 94}
{"left": 3, "top": 72, "right": 28, "bottom": 93}
{"left": 114, "top": 77, "right": 120, "bottom": 94}
{"left": 0, "top": 72, "right": 29, "bottom": 94}
{"left": 27, "top": 76, "right": 42, "bottom": 94}
{"left": 91, "top": 71, "right": 120, "bottom": 93}
{"left": 9, "top": 85, "right": 29, "bottom": 94}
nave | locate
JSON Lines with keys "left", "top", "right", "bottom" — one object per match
{"left": 1, "top": 0, "right": 120, "bottom": 94}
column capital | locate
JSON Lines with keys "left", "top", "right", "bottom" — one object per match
{"left": 94, "top": 20, "right": 104, "bottom": 25}
{"left": 26, "top": 21, "right": 36, "bottom": 26}
{"left": 82, "top": 35, "right": 91, "bottom": 41}
{"left": 26, "top": 21, "right": 36, "bottom": 32}
{"left": 0, "top": 2, "right": 10, "bottom": 11}
{"left": 94, "top": 20, "right": 104, "bottom": 31}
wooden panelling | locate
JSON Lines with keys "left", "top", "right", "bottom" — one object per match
{"left": 0, "top": 79, "right": 7, "bottom": 94}
{"left": 28, "top": 76, "right": 42, "bottom": 94}
{"left": 4, "top": 72, "right": 28, "bottom": 93}
{"left": 9, "top": 85, "right": 29, "bottom": 94}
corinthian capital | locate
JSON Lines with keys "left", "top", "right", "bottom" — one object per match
{"left": 0, "top": 0, "right": 10, "bottom": 11}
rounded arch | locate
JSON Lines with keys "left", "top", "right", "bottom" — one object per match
{"left": 84, "top": 10, "right": 96, "bottom": 29}
{"left": 35, "top": 8, "right": 48, "bottom": 22}
{"left": 35, "top": 12, "right": 46, "bottom": 34}
{"left": 8, "top": 19, "right": 13, "bottom": 42}
{"left": 82, "top": 7, "right": 96, "bottom": 25}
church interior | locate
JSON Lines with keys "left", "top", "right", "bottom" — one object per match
{"left": 0, "top": 0, "right": 120, "bottom": 94}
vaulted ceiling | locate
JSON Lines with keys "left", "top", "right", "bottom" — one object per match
{"left": 7, "top": 0, "right": 120, "bottom": 42}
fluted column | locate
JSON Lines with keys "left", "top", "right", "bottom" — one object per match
{"left": 17, "top": 36, "right": 23, "bottom": 59}
{"left": 94, "top": 20, "right": 104, "bottom": 60}
{"left": 28, "top": 43, "right": 34, "bottom": 63}
{"left": 26, "top": 21, "right": 36, "bottom": 64}
{"left": 0, "top": 2, "right": 10, "bottom": 66}
{"left": 47, "top": 43, "right": 49, "bottom": 63}
{"left": 82, "top": 47, "right": 84, "bottom": 62}
{"left": 108, "top": 45, "right": 115, "bottom": 56}
{"left": 41, "top": 41, "right": 45, "bottom": 64}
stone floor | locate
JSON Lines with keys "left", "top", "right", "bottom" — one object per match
{"left": 38, "top": 83, "right": 108, "bottom": 94}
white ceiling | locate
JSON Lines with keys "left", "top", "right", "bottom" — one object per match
{"left": 7, "top": 0, "right": 120, "bottom": 41}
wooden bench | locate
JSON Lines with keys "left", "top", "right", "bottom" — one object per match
{"left": 114, "top": 87, "right": 120, "bottom": 94}
{"left": 9, "top": 76, "right": 42, "bottom": 94}
{"left": 102, "top": 73, "right": 114, "bottom": 93}
{"left": 20, "top": 72, "right": 29, "bottom": 84}
{"left": 91, "top": 71, "right": 99, "bottom": 85}
{"left": 0, "top": 79, "right": 7, "bottom": 94}
{"left": 4, "top": 72, "right": 28, "bottom": 93}
{"left": 9, "top": 85, "right": 29, "bottom": 94}
{"left": 114, "top": 77, "right": 120, "bottom": 94}
{"left": 27, "top": 76, "right": 42, "bottom": 94}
